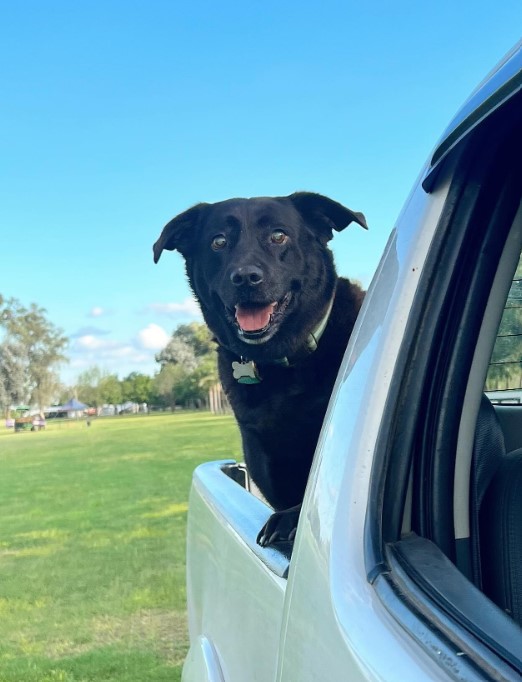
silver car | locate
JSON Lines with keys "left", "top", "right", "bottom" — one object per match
{"left": 183, "top": 40, "right": 522, "bottom": 681}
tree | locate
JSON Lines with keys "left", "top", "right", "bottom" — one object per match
{"left": 0, "top": 340, "right": 28, "bottom": 417}
{"left": 485, "top": 254, "right": 522, "bottom": 390}
{"left": 75, "top": 367, "right": 105, "bottom": 407}
{"left": 32, "top": 370, "right": 62, "bottom": 413}
{"left": 155, "top": 336, "right": 198, "bottom": 371}
{"left": 98, "top": 374, "right": 122, "bottom": 406}
{"left": 192, "top": 353, "right": 219, "bottom": 393}
{"left": 121, "top": 372, "right": 153, "bottom": 404}
{"left": 0, "top": 296, "right": 68, "bottom": 412}
{"left": 172, "top": 322, "right": 215, "bottom": 357}
{"left": 152, "top": 364, "right": 186, "bottom": 409}
{"left": 154, "top": 322, "right": 219, "bottom": 408}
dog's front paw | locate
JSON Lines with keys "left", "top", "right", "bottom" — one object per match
{"left": 257, "top": 504, "right": 302, "bottom": 547}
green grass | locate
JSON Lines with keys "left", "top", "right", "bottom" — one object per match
{"left": 0, "top": 412, "right": 241, "bottom": 682}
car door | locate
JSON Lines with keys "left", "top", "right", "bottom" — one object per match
{"left": 362, "top": 69, "right": 522, "bottom": 679}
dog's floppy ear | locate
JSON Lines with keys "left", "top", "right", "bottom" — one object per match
{"left": 289, "top": 192, "right": 367, "bottom": 241}
{"left": 153, "top": 203, "right": 208, "bottom": 263}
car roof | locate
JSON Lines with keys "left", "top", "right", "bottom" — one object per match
{"left": 423, "top": 39, "right": 522, "bottom": 190}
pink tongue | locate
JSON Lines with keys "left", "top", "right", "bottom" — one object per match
{"left": 235, "top": 303, "right": 276, "bottom": 332}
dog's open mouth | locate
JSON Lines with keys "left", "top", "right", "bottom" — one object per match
{"left": 233, "top": 294, "right": 291, "bottom": 343}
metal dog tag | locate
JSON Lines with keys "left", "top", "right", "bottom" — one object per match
{"left": 232, "top": 360, "right": 261, "bottom": 384}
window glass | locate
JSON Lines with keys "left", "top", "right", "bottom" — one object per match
{"left": 486, "top": 253, "right": 522, "bottom": 397}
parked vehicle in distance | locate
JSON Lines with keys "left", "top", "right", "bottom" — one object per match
{"left": 183, "top": 41, "right": 522, "bottom": 681}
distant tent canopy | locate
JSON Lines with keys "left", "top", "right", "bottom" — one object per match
{"left": 57, "top": 398, "right": 88, "bottom": 411}
{"left": 45, "top": 398, "right": 89, "bottom": 416}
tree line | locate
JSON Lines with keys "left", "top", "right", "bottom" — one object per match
{"left": 0, "top": 292, "right": 219, "bottom": 416}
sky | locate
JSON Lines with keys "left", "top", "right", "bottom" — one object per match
{"left": 1, "top": 1, "right": 521, "bottom": 386}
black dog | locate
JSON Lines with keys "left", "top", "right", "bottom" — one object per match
{"left": 153, "top": 192, "right": 366, "bottom": 545}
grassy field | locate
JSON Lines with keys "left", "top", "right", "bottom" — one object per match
{"left": 0, "top": 412, "right": 241, "bottom": 682}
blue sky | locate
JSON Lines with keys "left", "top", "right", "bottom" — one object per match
{"left": 1, "top": 1, "right": 521, "bottom": 385}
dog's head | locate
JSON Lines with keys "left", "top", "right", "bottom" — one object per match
{"left": 153, "top": 192, "right": 367, "bottom": 361}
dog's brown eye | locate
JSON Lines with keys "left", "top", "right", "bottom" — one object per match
{"left": 211, "top": 235, "right": 227, "bottom": 251}
{"left": 270, "top": 230, "right": 287, "bottom": 245}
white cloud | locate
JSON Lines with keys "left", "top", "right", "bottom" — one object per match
{"left": 64, "top": 323, "right": 170, "bottom": 384}
{"left": 89, "top": 306, "right": 111, "bottom": 318}
{"left": 66, "top": 333, "right": 155, "bottom": 381}
{"left": 136, "top": 323, "right": 170, "bottom": 351}
{"left": 73, "top": 335, "right": 120, "bottom": 352}
{"left": 147, "top": 297, "right": 201, "bottom": 318}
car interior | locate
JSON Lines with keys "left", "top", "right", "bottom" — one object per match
{"left": 468, "top": 242, "right": 522, "bottom": 624}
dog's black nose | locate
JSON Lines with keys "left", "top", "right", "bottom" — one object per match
{"left": 230, "top": 266, "right": 264, "bottom": 287}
